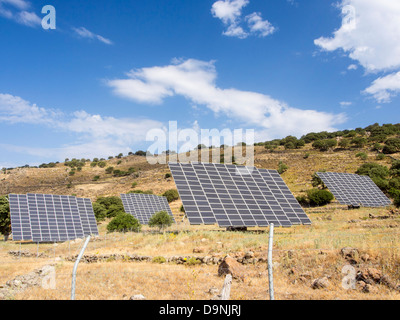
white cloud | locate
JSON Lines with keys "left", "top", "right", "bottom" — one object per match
{"left": 72, "top": 27, "right": 113, "bottom": 45}
{"left": 211, "top": 0, "right": 275, "bottom": 39}
{"left": 347, "top": 64, "right": 358, "bottom": 70}
{"left": 107, "top": 58, "right": 346, "bottom": 140}
{"left": 340, "top": 101, "right": 352, "bottom": 107}
{"left": 0, "top": 0, "right": 41, "bottom": 27}
{"left": 314, "top": 0, "right": 400, "bottom": 102}
{"left": 0, "top": 93, "right": 163, "bottom": 161}
{"left": 246, "top": 12, "right": 275, "bottom": 37}
{"left": 363, "top": 71, "right": 400, "bottom": 103}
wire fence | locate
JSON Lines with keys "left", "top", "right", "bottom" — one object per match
{"left": 0, "top": 229, "right": 399, "bottom": 300}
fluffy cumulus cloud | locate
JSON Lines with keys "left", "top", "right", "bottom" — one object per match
{"left": 314, "top": 0, "right": 400, "bottom": 102}
{"left": 0, "top": 0, "right": 41, "bottom": 27}
{"left": 211, "top": 0, "right": 275, "bottom": 39}
{"left": 107, "top": 58, "right": 346, "bottom": 140}
{"left": 0, "top": 93, "right": 163, "bottom": 161}
{"left": 364, "top": 72, "right": 400, "bottom": 103}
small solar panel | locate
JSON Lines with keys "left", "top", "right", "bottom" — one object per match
{"left": 168, "top": 162, "right": 311, "bottom": 228}
{"left": 121, "top": 193, "right": 175, "bottom": 225}
{"left": 9, "top": 194, "right": 98, "bottom": 242}
{"left": 316, "top": 172, "right": 392, "bottom": 207}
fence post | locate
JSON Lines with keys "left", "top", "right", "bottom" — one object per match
{"left": 268, "top": 223, "right": 274, "bottom": 301}
{"left": 220, "top": 274, "right": 232, "bottom": 300}
{"left": 71, "top": 236, "right": 91, "bottom": 300}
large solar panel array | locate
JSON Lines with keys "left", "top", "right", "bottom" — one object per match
{"left": 9, "top": 194, "right": 99, "bottom": 242}
{"left": 168, "top": 162, "right": 311, "bottom": 228}
{"left": 316, "top": 172, "right": 392, "bottom": 208}
{"left": 121, "top": 193, "right": 175, "bottom": 225}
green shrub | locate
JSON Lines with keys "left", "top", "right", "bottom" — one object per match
{"left": 107, "top": 213, "right": 141, "bottom": 233}
{"left": 92, "top": 203, "right": 106, "bottom": 222}
{"left": 105, "top": 167, "right": 114, "bottom": 174}
{"left": 152, "top": 256, "right": 167, "bottom": 264}
{"left": 162, "top": 189, "right": 180, "bottom": 203}
{"left": 165, "top": 173, "right": 172, "bottom": 179}
{"left": 186, "top": 257, "right": 201, "bottom": 266}
{"left": 93, "top": 175, "right": 100, "bottom": 181}
{"left": 306, "top": 189, "right": 334, "bottom": 206}
{"left": 312, "top": 139, "right": 337, "bottom": 151}
{"left": 128, "top": 190, "right": 153, "bottom": 194}
{"left": 106, "top": 204, "right": 125, "bottom": 218}
{"left": 0, "top": 196, "right": 11, "bottom": 240}
{"left": 383, "top": 138, "right": 400, "bottom": 154}
{"left": 296, "top": 195, "right": 309, "bottom": 206}
{"left": 96, "top": 196, "right": 123, "bottom": 210}
{"left": 394, "top": 194, "right": 400, "bottom": 208}
{"left": 148, "top": 211, "right": 174, "bottom": 230}
{"left": 376, "top": 153, "right": 385, "bottom": 161}
{"left": 131, "top": 182, "right": 138, "bottom": 188}
{"left": 356, "top": 152, "right": 368, "bottom": 160}
{"left": 351, "top": 137, "right": 367, "bottom": 148}
{"left": 277, "top": 161, "right": 288, "bottom": 174}
{"left": 98, "top": 161, "right": 107, "bottom": 168}
{"left": 303, "top": 153, "right": 310, "bottom": 159}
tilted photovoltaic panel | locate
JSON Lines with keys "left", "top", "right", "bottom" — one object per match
{"left": 27, "top": 193, "right": 84, "bottom": 242}
{"left": 76, "top": 197, "right": 99, "bottom": 236}
{"left": 121, "top": 193, "right": 175, "bottom": 225}
{"left": 168, "top": 162, "right": 311, "bottom": 228}
{"left": 9, "top": 193, "right": 98, "bottom": 242}
{"left": 9, "top": 194, "right": 31, "bottom": 241}
{"left": 316, "top": 172, "right": 392, "bottom": 207}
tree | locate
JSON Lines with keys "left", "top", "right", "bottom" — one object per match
{"left": 383, "top": 138, "right": 400, "bottom": 154}
{"left": 148, "top": 211, "right": 174, "bottom": 231}
{"left": 351, "top": 137, "right": 367, "bottom": 148}
{"left": 338, "top": 139, "right": 350, "bottom": 149}
{"left": 312, "top": 139, "right": 337, "bottom": 151}
{"left": 107, "top": 213, "right": 141, "bottom": 233}
{"left": 311, "top": 171, "right": 327, "bottom": 189}
{"left": 162, "top": 189, "right": 180, "bottom": 203}
{"left": 0, "top": 196, "right": 10, "bottom": 241}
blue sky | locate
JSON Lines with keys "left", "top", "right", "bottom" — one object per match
{"left": 1, "top": 0, "right": 399, "bottom": 168}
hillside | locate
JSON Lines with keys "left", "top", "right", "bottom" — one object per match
{"left": 1, "top": 124, "right": 400, "bottom": 301}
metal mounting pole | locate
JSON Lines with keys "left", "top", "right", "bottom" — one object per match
{"left": 71, "top": 236, "right": 91, "bottom": 300}
{"left": 268, "top": 223, "right": 275, "bottom": 301}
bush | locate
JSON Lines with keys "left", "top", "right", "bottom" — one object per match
{"left": 338, "top": 139, "right": 350, "bottom": 149}
{"left": 105, "top": 167, "right": 114, "bottom": 174}
{"left": 107, "top": 213, "right": 141, "bottom": 233}
{"left": 312, "top": 139, "right": 337, "bottom": 151}
{"left": 303, "top": 153, "right": 310, "bottom": 159}
{"left": 96, "top": 196, "right": 123, "bottom": 210}
{"left": 162, "top": 189, "right": 180, "bottom": 203}
{"left": 306, "top": 189, "right": 334, "bottom": 206}
{"left": 376, "top": 153, "right": 385, "bottom": 161}
{"left": 106, "top": 204, "right": 125, "bottom": 218}
{"left": 152, "top": 256, "right": 166, "bottom": 264}
{"left": 128, "top": 190, "right": 153, "bottom": 194}
{"left": 394, "top": 194, "right": 400, "bottom": 208}
{"left": 311, "top": 171, "right": 326, "bottom": 188}
{"left": 92, "top": 203, "right": 106, "bottom": 222}
{"left": 186, "top": 257, "right": 201, "bottom": 266}
{"left": 93, "top": 175, "right": 100, "bottom": 181}
{"left": 148, "top": 211, "right": 174, "bottom": 230}
{"left": 277, "top": 161, "right": 288, "bottom": 174}
{"left": 351, "top": 137, "right": 367, "bottom": 148}
{"left": 131, "top": 182, "right": 138, "bottom": 188}
{"left": 98, "top": 161, "right": 107, "bottom": 168}
{"left": 296, "top": 195, "right": 309, "bottom": 206}
{"left": 356, "top": 152, "right": 368, "bottom": 160}
{"left": 165, "top": 173, "right": 172, "bottom": 179}
{"left": 383, "top": 138, "right": 400, "bottom": 154}
{"left": 0, "top": 196, "right": 11, "bottom": 240}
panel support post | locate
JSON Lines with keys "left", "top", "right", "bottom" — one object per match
{"left": 71, "top": 236, "right": 91, "bottom": 300}
{"left": 268, "top": 223, "right": 275, "bottom": 301}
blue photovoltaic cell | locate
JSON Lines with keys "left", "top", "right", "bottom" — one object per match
{"left": 121, "top": 193, "right": 175, "bottom": 225}
{"left": 9, "top": 193, "right": 98, "bottom": 242}
{"left": 168, "top": 162, "right": 311, "bottom": 228}
{"left": 317, "top": 172, "right": 392, "bottom": 208}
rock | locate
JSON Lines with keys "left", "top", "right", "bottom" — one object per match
{"left": 244, "top": 251, "right": 254, "bottom": 259}
{"left": 218, "top": 256, "right": 246, "bottom": 281}
{"left": 130, "top": 294, "right": 146, "bottom": 300}
{"left": 207, "top": 287, "right": 220, "bottom": 296}
{"left": 311, "top": 277, "right": 330, "bottom": 289}
{"left": 193, "top": 247, "right": 204, "bottom": 254}
{"left": 340, "top": 247, "right": 359, "bottom": 260}
{"left": 357, "top": 268, "right": 382, "bottom": 284}
{"left": 362, "top": 284, "right": 378, "bottom": 294}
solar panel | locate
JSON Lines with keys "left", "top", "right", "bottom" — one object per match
{"left": 316, "top": 172, "right": 392, "bottom": 207}
{"left": 168, "top": 162, "right": 311, "bottom": 228}
{"left": 9, "top": 194, "right": 31, "bottom": 241}
{"left": 9, "top": 194, "right": 98, "bottom": 242}
{"left": 121, "top": 193, "right": 176, "bottom": 225}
